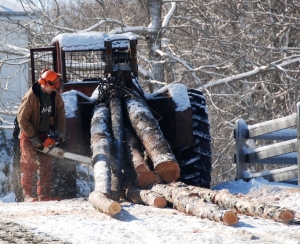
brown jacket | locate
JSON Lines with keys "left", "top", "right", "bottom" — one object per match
{"left": 17, "top": 83, "right": 66, "bottom": 138}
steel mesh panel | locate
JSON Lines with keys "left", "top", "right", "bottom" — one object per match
{"left": 64, "top": 50, "right": 105, "bottom": 82}
{"left": 32, "top": 51, "right": 54, "bottom": 83}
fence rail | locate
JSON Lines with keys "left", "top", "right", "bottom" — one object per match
{"left": 234, "top": 102, "right": 300, "bottom": 185}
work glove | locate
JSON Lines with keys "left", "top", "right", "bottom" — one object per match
{"left": 30, "top": 136, "right": 43, "bottom": 148}
{"left": 57, "top": 132, "right": 66, "bottom": 143}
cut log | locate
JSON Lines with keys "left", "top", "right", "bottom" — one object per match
{"left": 125, "top": 98, "right": 180, "bottom": 183}
{"left": 90, "top": 104, "right": 112, "bottom": 196}
{"left": 125, "top": 186, "right": 167, "bottom": 208}
{"left": 150, "top": 183, "right": 238, "bottom": 225}
{"left": 170, "top": 182, "right": 295, "bottom": 224}
{"left": 89, "top": 191, "right": 121, "bottom": 215}
{"left": 135, "top": 171, "right": 162, "bottom": 189}
{"left": 109, "top": 94, "right": 124, "bottom": 201}
{"left": 124, "top": 125, "right": 162, "bottom": 189}
{"left": 174, "top": 193, "right": 238, "bottom": 226}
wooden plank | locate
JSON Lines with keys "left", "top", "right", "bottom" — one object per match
{"left": 251, "top": 128, "right": 297, "bottom": 140}
{"left": 247, "top": 113, "right": 296, "bottom": 138}
{"left": 245, "top": 139, "right": 297, "bottom": 163}
{"left": 247, "top": 152, "right": 297, "bottom": 165}
{"left": 245, "top": 165, "right": 298, "bottom": 182}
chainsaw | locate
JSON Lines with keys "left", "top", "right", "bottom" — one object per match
{"left": 35, "top": 137, "right": 92, "bottom": 166}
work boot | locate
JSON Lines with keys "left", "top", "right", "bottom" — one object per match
{"left": 24, "top": 195, "right": 38, "bottom": 202}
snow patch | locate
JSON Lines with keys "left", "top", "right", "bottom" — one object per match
{"left": 52, "top": 32, "right": 137, "bottom": 51}
{"left": 146, "top": 84, "right": 191, "bottom": 112}
{"left": 61, "top": 90, "right": 96, "bottom": 118}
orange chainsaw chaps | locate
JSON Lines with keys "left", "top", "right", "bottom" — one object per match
{"left": 42, "top": 137, "right": 57, "bottom": 148}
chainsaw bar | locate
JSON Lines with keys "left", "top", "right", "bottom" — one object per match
{"left": 35, "top": 147, "right": 92, "bottom": 166}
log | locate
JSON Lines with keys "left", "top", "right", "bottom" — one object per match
{"left": 125, "top": 186, "right": 167, "bottom": 208}
{"left": 90, "top": 104, "right": 112, "bottom": 196}
{"left": 171, "top": 182, "right": 295, "bottom": 224}
{"left": 109, "top": 94, "right": 124, "bottom": 201}
{"left": 174, "top": 193, "right": 238, "bottom": 226}
{"left": 124, "top": 125, "right": 162, "bottom": 189}
{"left": 89, "top": 191, "right": 121, "bottom": 215}
{"left": 150, "top": 183, "right": 238, "bottom": 225}
{"left": 125, "top": 98, "right": 180, "bottom": 183}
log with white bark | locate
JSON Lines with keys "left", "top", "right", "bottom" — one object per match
{"left": 171, "top": 182, "right": 295, "bottom": 224}
{"left": 125, "top": 186, "right": 167, "bottom": 208}
{"left": 124, "top": 125, "right": 162, "bottom": 189}
{"left": 90, "top": 104, "right": 120, "bottom": 214}
{"left": 90, "top": 104, "right": 112, "bottom": 196}
{"left": 150, "top": 183, "right": 238, "bottom": 225}
{"left": 109, "top": 94, "right": 124, "bottom": 201}
{"left": 89, "top": 191, "right": 121, "bottom": 215}
{"left": 125, "top": 98, "right": 180, "bottom": 183}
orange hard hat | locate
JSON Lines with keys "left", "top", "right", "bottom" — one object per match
{"left": 38, "top": 69, "right": 62, "bottom": 89}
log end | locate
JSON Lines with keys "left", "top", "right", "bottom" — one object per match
{"left": 154, "top": 161, "right": 180, "bottom": 183}
{"left": 223, "top": 211, "right": 239, "bottom": 226}
{"left": 137, "top": 171, "right": 162, "bottom": 189}
{"left": 89, "top": 191, "right": 121, "bottom": 216}
{"left": 153, "top": 196, "right": 167, "bottom": 208}
{"left": 109, "top": 201, "right": 122, "bottom": 215}
{"left": 279, "top": 210, "right": 295, "bottom": 224}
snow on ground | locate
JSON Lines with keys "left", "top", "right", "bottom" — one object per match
{"left": 0, "top": 178, "right": 300, "bottom": 244}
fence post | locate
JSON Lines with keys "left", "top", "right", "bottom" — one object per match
{"left": 235, "top": 119, "right": 248, "bottom": 180}
{"left": 297, "top": 102, "right": 300, "bottom": 186}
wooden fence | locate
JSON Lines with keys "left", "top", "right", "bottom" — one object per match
{"left": 234, "top": 103, "right": 300, "bottom": 185}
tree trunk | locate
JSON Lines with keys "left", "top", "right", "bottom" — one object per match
{"left": 90, "top": 104, "right": 112, "bottom": 196}
{"left": 109, "top": 94, "right": 124, "bottom": 201}
{"left": 125, "top": 97, "right": 180, "bottom": 183}
{"left": 150, "top": 183, "right": 238, "bottom": 226}
{"left": 171, "top": 182, "right": 295, "bottom": 224}
{"left": 145, "top": 0, "right": 164, "bottom": 85}
{"left": 124, "top": 124, "right": 162, "bottom": 189}
{"left": 89, "top": 191, "right": 121, "bottom": 215}
{"left": 125, "top": 186, "right": 167, "bottom": 208}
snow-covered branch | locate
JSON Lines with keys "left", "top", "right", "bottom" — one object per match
{"left": 201, "top": 57, "right": 300, "bottom": 90}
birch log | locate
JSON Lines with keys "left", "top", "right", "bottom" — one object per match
{"left": 90, "top": 104, "right": 119, "bottom": 214}
{"left": 89, "top": 191, "right": 121, "bottom": 215}
{"left": 171, "top": 182, "right": 295, "bottom": 224}
{"left": 109, "top": 94, "right": 124, "bottom": 201}
{"left": 125, "top": 186, "right": 167, "bottom": 208}
{"left": 124, "top": 125, "right": 162, "bottom": 189}
{"left": 90, "top": 104, "right": 111, "bottom": 195}
{"left": 125, "top": 98, "right": 180, "bottom": 183}
{"left": 150, "top": 183, "right": 238, "bottom": 225}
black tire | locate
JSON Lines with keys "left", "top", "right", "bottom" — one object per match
{"left": 178, "top": 88, "right": 212, "bottom": 188}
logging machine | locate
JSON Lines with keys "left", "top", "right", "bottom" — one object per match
{"left": 19, "top": 32, "right": 212, "bottom": 199}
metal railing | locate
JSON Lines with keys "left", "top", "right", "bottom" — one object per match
{"left": 234, "top": 102, "right": 300, "bottom": 185}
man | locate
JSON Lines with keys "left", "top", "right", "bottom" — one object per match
{"left": 17, "top": 69, "right": 66, "bottom": 202}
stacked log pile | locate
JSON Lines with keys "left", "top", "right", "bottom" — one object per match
{"left": 89, "top": 92, "right": 180, "bottom": 215}
{"left": 88, "top": 93, "right": 295, "bottom": 225}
